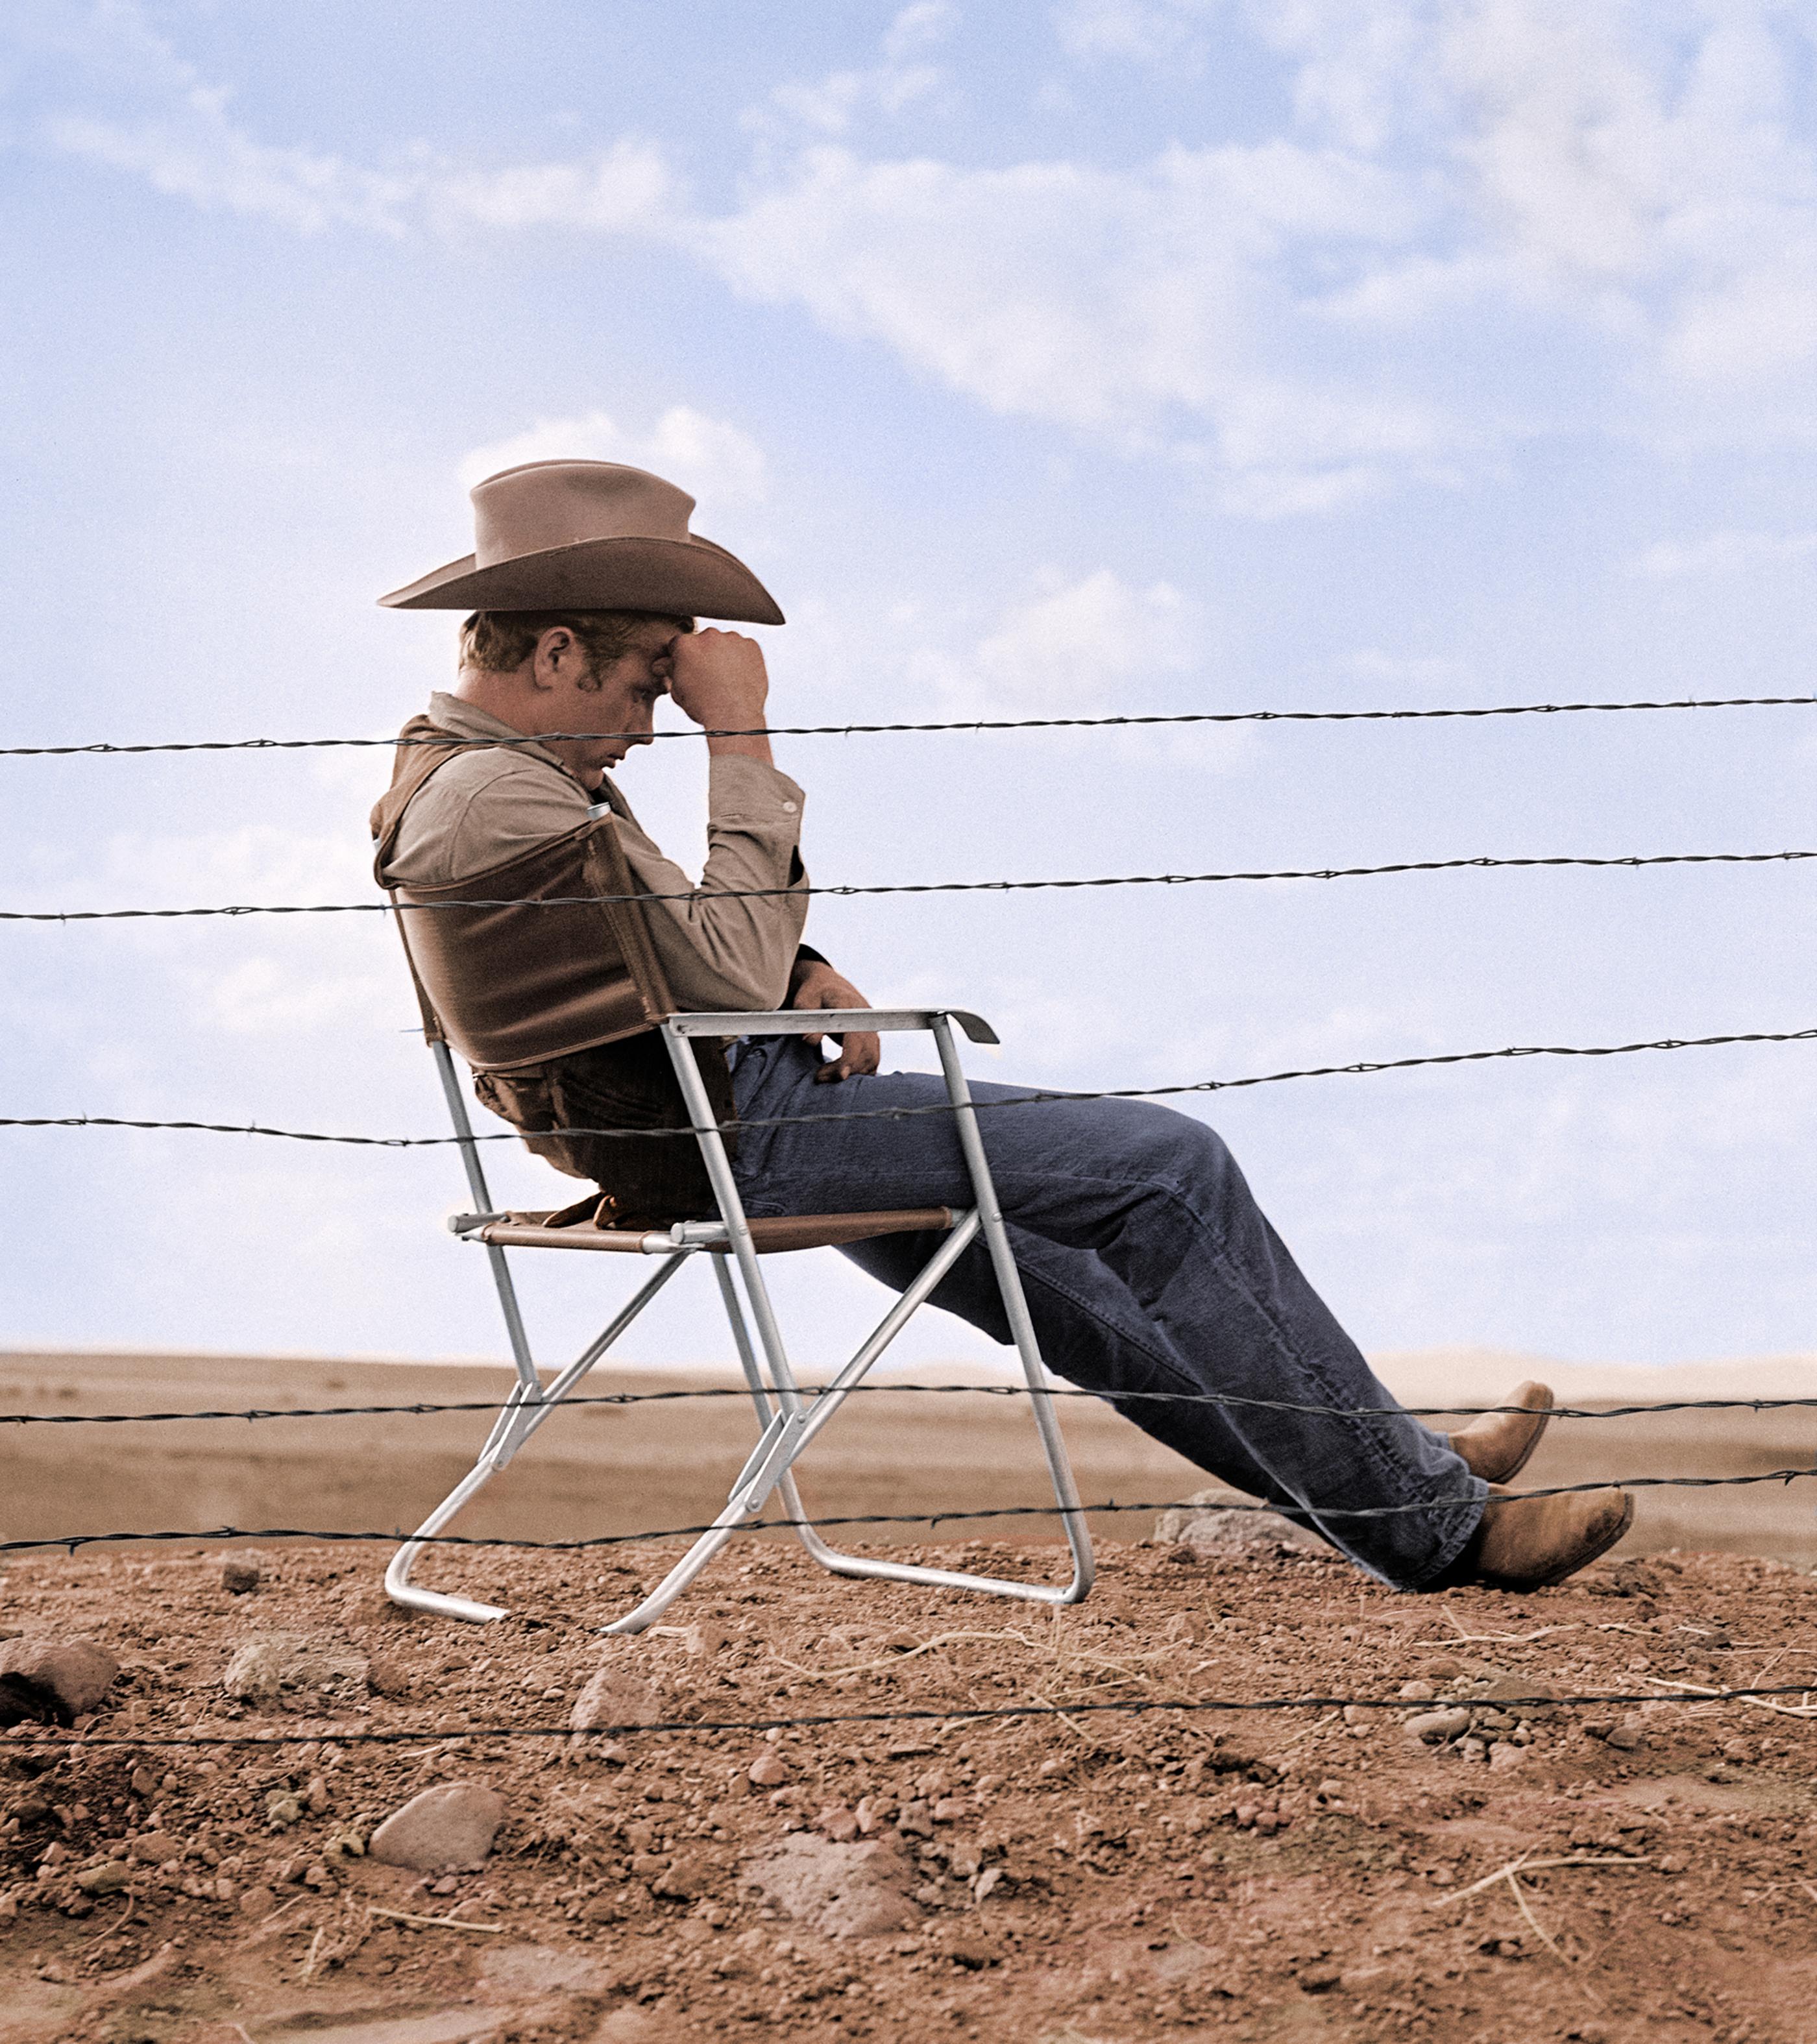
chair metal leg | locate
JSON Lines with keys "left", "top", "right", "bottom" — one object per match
{"left": 652, "top": 1023, "right": 1095, "bottom": 1614}
{"left": 431, "top": 1039, "right": 537, "bottom": 1396}
{"left": 384, "top": 1255, "right": 686, "bottom": 1623}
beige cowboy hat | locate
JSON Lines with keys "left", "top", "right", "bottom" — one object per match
{"left": 378, "top": 458, "right": 784, "bottom": 624}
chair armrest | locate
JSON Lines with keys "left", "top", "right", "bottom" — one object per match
{"left": 661, "top": 1007, "right": 999, "bottom": 1045}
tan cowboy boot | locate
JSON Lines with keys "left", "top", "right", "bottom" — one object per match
{"left": 1446, "top": 1380, "right": 1555, "bottom": 1483}
{"left": 1469, "top": 1484, "right": 1633, "bottom": 1590}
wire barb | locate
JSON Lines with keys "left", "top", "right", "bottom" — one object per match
{"left": 3, "top": 690, "right": 1815, "bottom": 755}
{"left": 4, "top": 1457, "right": 1814, "bottom": 1555}
{"left": 4, "top": 1680, "right": 1814, "bottom": 1751}
{"left": 5, "top": 846, "right": 1816, "bottom": 920}
{"left": 5, "top": 1025, "right": 1812, "bottom": 1145}
{"left": 3, "top": 1383, "right": 1815, "bottom": 1428}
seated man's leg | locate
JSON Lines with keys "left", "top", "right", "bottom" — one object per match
{"left": 729, "top": 1036, "right": 1480, "bottom": 1590}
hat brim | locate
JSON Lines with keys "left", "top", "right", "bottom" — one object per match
{"left": 378, "top": 533, "right": 784, "bottom": 626}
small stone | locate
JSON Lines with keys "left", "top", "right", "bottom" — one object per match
{"left": 1152, "top": 1494, "right": 1323, "bottom": 1554}
{"left": 1472, "top": 1673, "right": 1557, "bottom": 1712}
{"left": 0, "top": 1895, "right": 16, "bottom": 1924}
{"left": 570, "top": 1664, "right": 664, "bottom": 1733}
{"left": 128, "top": 1767, "right": 156, "bottom": 1799}
{"left": 369, "top": 1782, "right": 506, "bottom": 1872}
{"left": 74, "top": 1862, "right": 128, "bottom": 1895}
{"left": 1297, "top": 1968, "right": 1341, "bottom": 1995}
{"left": 264, "top": 1792, "right": 301, "bottom": 1829}
{"left": 818, "top": 1805, "right": 860, "bottom": 1843}
{"left": 745, "top": 1832, "right": 921, "bottom": 1939}
{"left": 223, "top": 1633, "right": 367, "bottom": 1708}
{"left": 653, "top": 1852, "right": 713, "bottom": 1901}
{"left": 931, "top": 1798, "right": 968, "bottom": 1824}
{"left": 748, "top": 1749, "right": 790, "bottom": 1788}
{"left": 1405, "top": 1709, "right": 1472, "bottom": 1746}
{"left": 1605, "top": 1718, "right": 1646, "bottom": 1753}
{"left": 973, "top": 1866, "right": 1005, "bottom": 1902}
{"left": 681, "top": 1624, "right": 726, "bottom": 1657}
{"left": 0, "top": 1637, "right": 120, "bottom": 1727}
{"left": 943, "top": 1932, "right": 1000, "bottom": 1969}
{"left": 1488, "top": 1743, "right": 1528, "bottom": 1773}
{"left": 855, "top": 1797, "right": 891, "bottom": 1834}
{"left": 1398, "top": 1680, "right": 1437, "bottom": 1702}
{"left": 367, "top": 1653, "right": 411, "bottom": 1700}
{"left": 128, "top": 1832, "right": 181, "bottom": 1865}
{"left": 221, "top": 1559, "right": 261, "bottom": 1596}
{"left": 238, "top": 1885, "right": 274, "bottom": 1917}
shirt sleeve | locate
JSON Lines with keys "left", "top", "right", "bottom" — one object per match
{"left": 613, "top": 756, "right": 811, "bottom": 1013}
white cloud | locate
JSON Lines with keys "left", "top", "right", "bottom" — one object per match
{"left": 694, "top": 139, "right": 1429, "bottom": 474}
{"left": 1054, "top": 0, "right": 1217, "bottom": 67}
{"left": 747, "top": 2, "right": 956, "bottom": 140}
{"left": 457, "top": 408, "right": 768, "bottom": 506}
{"left": 1629, "top": 529, "right": 1817, "bottom": 578}
{"left": 885, "top": 2, "right": 961, "bottom": 61}
{"left": 911, "top": 568, "right": 1194, "bottom": 716}
{"left": 24, "top": 0, "right": 1817, "bottom": 508}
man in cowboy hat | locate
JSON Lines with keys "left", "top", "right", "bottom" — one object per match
{"left": 372, "top": 457, "right": 1633, "bottom": 1594}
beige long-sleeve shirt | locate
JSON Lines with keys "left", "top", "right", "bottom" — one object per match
{"left": 380, "top": 693, "right": 811, "bottom": 1013}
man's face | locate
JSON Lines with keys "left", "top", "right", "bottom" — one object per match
{"left": 542, "top": 620, "right": 679, "bottom": 779}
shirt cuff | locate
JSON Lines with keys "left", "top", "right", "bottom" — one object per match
{"left": 707, "top": 754, "right": 805, "bottom": 824}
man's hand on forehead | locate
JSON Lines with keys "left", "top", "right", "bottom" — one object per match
{"left": 668, "top": 627, "right": 774, "bottom": 766}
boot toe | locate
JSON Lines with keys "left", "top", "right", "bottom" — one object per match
{"left": 1473, "top": 1485, "right": 1633, "bottom": 1590}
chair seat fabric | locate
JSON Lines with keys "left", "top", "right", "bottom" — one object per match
{"left": 474, "top": 1208, "right": 955, "bottom": 1255}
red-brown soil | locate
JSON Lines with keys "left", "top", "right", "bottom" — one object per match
{"left": 3, "top": 1535, "right": 1816, "bottom": 2044}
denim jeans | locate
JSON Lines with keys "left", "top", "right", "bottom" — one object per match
{"left": 728, "top": 1036, "right": 1484, "bottom": 1590}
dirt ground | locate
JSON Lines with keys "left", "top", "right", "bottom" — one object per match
{"left": 4, "top": 1533, "right": 1817, "bottom": 2044}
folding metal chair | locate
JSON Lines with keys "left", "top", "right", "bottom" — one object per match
{"left": 384, "top": 1006, "right": 1095, "bottom": 1632}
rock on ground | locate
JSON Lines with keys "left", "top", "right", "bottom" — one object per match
{"left": 221, "top": 1631, "right": 369, "bottom": 1706}
{"left": 1154, "top": 1490, "right": 1323, "bottom": 1555}
{"left": 369, "top": 1782, "right": 507, "bottom": 1871}
{"left": 742, "top": 1831, "right": 922, "bottom": 1938}
{"left": 0, "top": 1635, "right": 119, "bottom": 1725}
{"left": 569, "top": 1661, "right": 665, "bottom": 1731}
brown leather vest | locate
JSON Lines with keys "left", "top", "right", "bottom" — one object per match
{"left": 371, "top": 717, "right": 734, "bottom": 1221}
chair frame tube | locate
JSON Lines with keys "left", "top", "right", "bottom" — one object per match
{"left": 384, "top": 1009, "right": 1093, "bottom": 1627}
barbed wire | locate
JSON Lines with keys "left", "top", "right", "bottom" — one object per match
{"left": 6, "top": 846, "right": 1815, "bottom": 923}
{"left": 4, "top": 691, "right": 1815, "bottom": 756}
{"left": 5, "top": 1383, "right": 1816, "bottom": 1430}
{"left": 6, "top": 1026, "right": 1812, "bottom": 1149}
{"left": 5, "top": 1462, "right": 1814, "bottom": 1557}
{"left": 11, "top": 1679, "right": 1816, "bottom": 1751}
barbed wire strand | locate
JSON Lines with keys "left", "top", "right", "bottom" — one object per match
{"left": 7, "top": 846, "right": 1816, "bottom": 923}
{"left": 6, "top": 1463, "right": 1816, "bottom": 1558}
{"left": 5, "top": 1385, "right": 1817, "bottom": 1430}
{"left": 6, "top": 1026, "right": 1812, "bottom": 1149}
{"left": 5, "top": 691, "right": 1816, "bottom": 756}
{"left": 11, "top": 1680, "right": 1816, "bottom": 1751}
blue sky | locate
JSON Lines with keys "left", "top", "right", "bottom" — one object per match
{"left": 3, "top": 0, "right": 1814, "bottom": 1374}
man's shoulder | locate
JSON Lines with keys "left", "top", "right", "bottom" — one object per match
{"left": 385, "top": 745, "right": 591, "bottom": 886}
{"left": 421, "top": 744, "right": 585, "bottom": 805}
